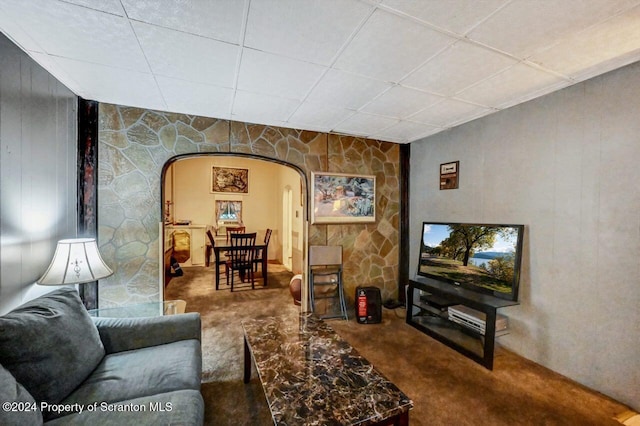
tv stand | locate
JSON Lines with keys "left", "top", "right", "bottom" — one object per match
{"left": 407, "top": 277, "right": 519, "bottom": 370}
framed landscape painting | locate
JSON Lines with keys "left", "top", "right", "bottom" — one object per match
{"left": 211, "top": 166, "right": 249, "bottom": 194}
{"left": 311, "top": 172, "right": 376, "bottom": 224}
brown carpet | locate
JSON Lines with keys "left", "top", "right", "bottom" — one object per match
{"left": 166, "top": 264, "right": 629, "bottom": 426}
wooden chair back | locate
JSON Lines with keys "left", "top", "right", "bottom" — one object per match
{"left": 206, "top": 230, "right": 215, "bottom": 247}
{"left": 229, "top": 232, "right": 256, "bottom": 269}
{"left": 226, "top": 226, "right": 246, "bottom": 242}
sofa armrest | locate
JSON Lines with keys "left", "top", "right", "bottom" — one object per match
{"left": 92, "top": 313, "right": 201, "bottom": 354}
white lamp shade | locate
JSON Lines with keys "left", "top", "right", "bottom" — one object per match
{"left": 38, "top": 238, "right": 113, "bottom": 285}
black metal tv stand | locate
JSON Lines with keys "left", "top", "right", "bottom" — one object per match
{"left": 406, "top": 276, "right": 519, "bottom": 369}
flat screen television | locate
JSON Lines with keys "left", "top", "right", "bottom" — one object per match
{"left": 417, "top": 222, "right": 524, "bottom": 301}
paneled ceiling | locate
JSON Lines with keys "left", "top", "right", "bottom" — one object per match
{"left": 2, "top": 0, "right": 640, "bottom": 143}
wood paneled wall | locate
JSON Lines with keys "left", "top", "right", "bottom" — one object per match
{"left": 0, "top": 34, "right": 77, "bottom": 314}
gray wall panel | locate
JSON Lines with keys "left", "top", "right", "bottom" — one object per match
{"left": 0, "top": 33, "right": 77, "bottom": 314}
{"left": 410, "top": 61, "right": 640, "bottom": 409}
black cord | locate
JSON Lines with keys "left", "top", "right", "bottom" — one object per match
{"left": 382, "top": 301, "right": 406, "bottom": 318}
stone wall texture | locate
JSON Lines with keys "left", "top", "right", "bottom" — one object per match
{"left": 98, "top": 104, "right": 400, "bottom": 307}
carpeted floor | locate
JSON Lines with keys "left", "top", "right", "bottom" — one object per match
{"left": 165, "top": 264, "right": 629, "bottom": 426}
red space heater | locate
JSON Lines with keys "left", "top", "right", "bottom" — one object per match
{"left": 355, "top": 286, "right": 382, "bottom": 324}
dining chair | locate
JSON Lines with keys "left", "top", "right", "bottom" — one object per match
{"left": 223, "top": 226, "right": 245, "bottom": 273}
{"left": 226, "top": 232, "right": 256, "bottom": 292}
{"left": 206, "top": 230, "right": 228, "bottom": 279}
{"left": 253, "top": 228, "right": 272, "bottom": 274}
{"left": 226, "top": 226, "right": 246, "bottom": 243}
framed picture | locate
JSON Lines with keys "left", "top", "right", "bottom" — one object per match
{"left": 440, "top": 161, "right": 459, "bottom": 190}
{"left": 211, "top": 166, "right": 249, "bottom": 194}
{"left": 311, "top": 172, "right": 376, "bottom": 224}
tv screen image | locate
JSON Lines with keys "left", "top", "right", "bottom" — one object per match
{"left": 418, "top": 222, "right": 524, "bottom": 301}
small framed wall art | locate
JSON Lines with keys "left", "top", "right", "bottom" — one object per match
{"left": 440, "top": 161, "right": 459, "bottom": 190}
{"left": 211, "top": 166, "right": 249, "bottom": 194}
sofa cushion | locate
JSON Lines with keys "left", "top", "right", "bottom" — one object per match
{"left": 93, "top": 313, "right": 201, "bottom": 354}
{"left": 57, "top": 339, "right": 201, "bottom": 417}
{"left": 0, "top": 363, "right": 43, "bottom": 426}
{"left": 44, "top": 389, "right": 204, "bottom": 426}
{"left": 0, "top": 288, "right": 105, "bottom": 404}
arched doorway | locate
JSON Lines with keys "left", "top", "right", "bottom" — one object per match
{"left": 160, "top": 153, "right": 308, "bottom": 309}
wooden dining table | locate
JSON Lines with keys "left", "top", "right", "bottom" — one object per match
{"left": 207, "top": 233, "right": 268, "bottom": 290}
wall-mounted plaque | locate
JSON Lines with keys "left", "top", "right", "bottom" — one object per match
{"left": 440, "top": 161, "right": 459, "bottom": 190}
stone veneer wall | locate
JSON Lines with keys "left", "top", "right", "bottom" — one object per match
{"left": 97, "top": 103, "right": 400, "bottom": 307}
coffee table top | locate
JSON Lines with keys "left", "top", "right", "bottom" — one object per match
{"left": 242, "top": 313, "right": 413, "bottom": 425}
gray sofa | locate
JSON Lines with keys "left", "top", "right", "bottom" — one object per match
{"left": 0, "top": 288, "right": 204, "bottom": 425}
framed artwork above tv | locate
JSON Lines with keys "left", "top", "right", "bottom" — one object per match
{"left": 417, "top": 222, "right": 524, "bottom": 301}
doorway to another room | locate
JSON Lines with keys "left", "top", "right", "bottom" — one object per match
{"left": 282, "top": 186, "right": 293, "bottom": 271}
{"left": 160, "top": 154, "right": 307, "bottom": 391}
{"left": 161, "top": 154, "right": 305, "bottom": 299}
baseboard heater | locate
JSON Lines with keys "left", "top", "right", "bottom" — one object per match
{"left": 448, "top": 305, "right": 508, "bottom": 336}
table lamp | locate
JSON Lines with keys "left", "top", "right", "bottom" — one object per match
{"left": 37, "top": 238, "right": 113, "bottom": 285}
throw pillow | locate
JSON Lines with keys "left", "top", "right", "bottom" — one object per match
{"left": 0, "top": 363, "right": 43, "bottom": 425}
{"left": 0, "top": 288, "right": 105, "bottom": 404}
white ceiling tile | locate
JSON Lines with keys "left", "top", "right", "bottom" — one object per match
{"left": 0, "top": 6, "right": 44, "bottom": 53}
{"left": 361, "top": 86, "right": 442, "bottom": 119}
{"left": 288, "top": 102, "right": 355, "bottom": 130}
{"left": 402, "top": 41, "right": 517, "bottom": 96}
{"left": 529, "top": 6, "right": 640, "bottom": 80}
{"left": 157, "top": 77, "right": 233, "bottom": 120}
{"left": 244, "top": 0, "right": 373, "bottom": 65}
{"left": 121, "top": 0, "right": 245, "bottom": 44}
{"left": 306, "top": 69, "right": 392, "bottom": 109}
{"left": 237, "top": 49, "right": 327, "bottom": 100}
{"left": 456, "top": 63, "right": 566, "bottom": 109}
{"left": 409, "top": 99, "right": 493, "bottom": 127}
{"left": 0, "top": 0, "right": 148, "bottom": 71}
{"left": 334, "top": 8, "right": 457, "bottom": 82}
{"left": 332, "top": 112, "right": 398, "bottom": 136}
{"left": 380, "top": 0, "right": 508, "bottom": 35}
{"left": 410, "top": 126, "right": 444, "bottom": 141}
{"left": 371, "top": 120, "right": 442, "bottom": 143}
{"left": 468, "top": 0, "right": 640, "bottom": 58}
{"left": 232, "top": 91, "right": 301, "bottom": 124}
{"left": 45, "top": 55, "right": 166, "bottom": 110}
{"left": 133, "top": 21, "right": 239, "bottom": 88}
{"left": 61, "top": 0, "right": 125, "bottom": 15}
{"left": 3, "top": 0, "right": 640, "bottom": 143}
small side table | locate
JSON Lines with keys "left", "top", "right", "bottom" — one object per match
{"left": 88, "top": 300, "right": 186, "bottom": 318}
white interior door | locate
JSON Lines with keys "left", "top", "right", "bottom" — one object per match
{"left": 282, "top": 187, "right": 293, "bottom": 271}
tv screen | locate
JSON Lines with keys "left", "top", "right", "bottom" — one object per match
{"left": 417, "top": 222, "right": 524, "bottom": 301}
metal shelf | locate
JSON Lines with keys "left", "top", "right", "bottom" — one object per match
{"left": 407, "top": 277, "right": 518, "bottom": 370}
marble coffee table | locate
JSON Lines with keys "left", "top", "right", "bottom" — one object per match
{"left": 242, "top": 313, "right": 413, "bottom": 425}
